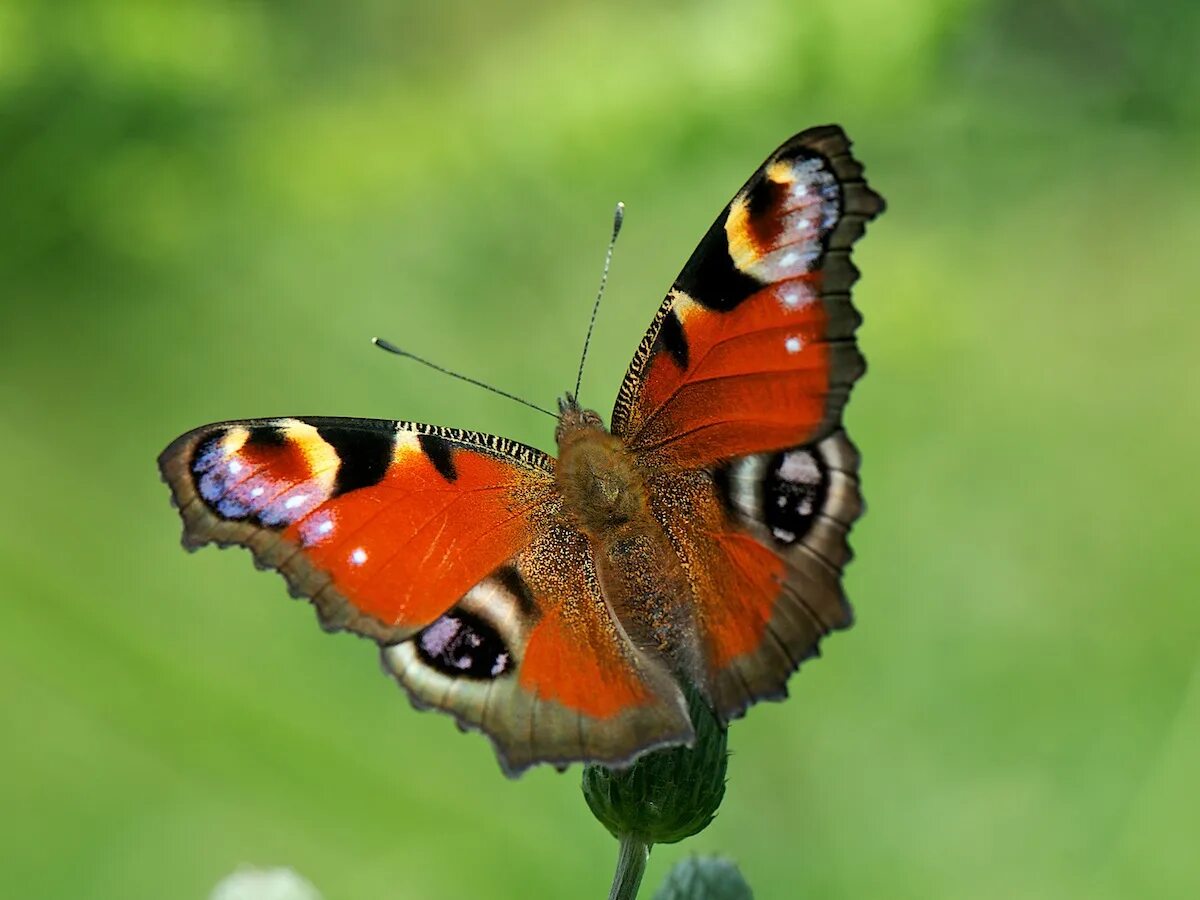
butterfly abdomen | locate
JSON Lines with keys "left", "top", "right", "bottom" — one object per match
{"left": 553, "top": 414, "right": 705, "bottom": 680}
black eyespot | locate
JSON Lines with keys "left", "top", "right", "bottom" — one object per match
{"left": 711, "top": 461, "right": 735, "bottom": 512}
{"left": 762, "top": 447, "right": 828, "bottom": 545}
{"left": 416, "top": 610, "right": 512, "bottom": 679}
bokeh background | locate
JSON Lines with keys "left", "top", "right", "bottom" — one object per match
{"left": 2, "top": 2, "right": 1198, "bottom": 898}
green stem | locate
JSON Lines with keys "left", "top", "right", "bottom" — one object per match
{"left": 607, "top": 834, "right": 650, "bottom": 900}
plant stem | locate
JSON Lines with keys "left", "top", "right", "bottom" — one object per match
{"left": 607, "top": 834, "right": 650, "bottom": 900}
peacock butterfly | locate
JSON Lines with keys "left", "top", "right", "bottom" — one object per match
{"left": 158, "top": 125, "right": 885, "bottom": 776}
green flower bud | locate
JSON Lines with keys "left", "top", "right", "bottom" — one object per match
{"left": 582, "top": 684, "right": 727, "bottom": 845}
{"left": 653, "top": 856, "right": 753, "bottom": 900}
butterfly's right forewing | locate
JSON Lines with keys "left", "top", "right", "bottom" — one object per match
{"left": 613, "top": 125, "right": 883, "bottom": 469}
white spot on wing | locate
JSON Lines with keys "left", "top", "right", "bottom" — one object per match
{"left": 227, "top": 460, "right": 243, "bottom": 475}
{"left": 778, "top": 283, "right": 816, "bottom": 311}
{"left": 785, "top": 335, "right": 803, "bottom": 354}
{"left": 779, "top": 450, "right": 821, "bottom": 485}
{"left": 300, "top": 511, "right": 337, "bottom": 547}
{"left": 350, "top": 547, "right": 368, "bottom": 565}
{"left": 284, "top": 494, "right": 308, "bottom": 510}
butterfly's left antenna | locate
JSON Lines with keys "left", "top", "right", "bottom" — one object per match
{"left": 574, "top": 201, "right": 625, "bottom": 402}
{"left": 372, "top": 339, "right": 558, "bottom": 419}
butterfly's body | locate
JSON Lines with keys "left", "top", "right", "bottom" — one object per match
{"left": 160, "top": 126, "right": 884, "bottom": 775}
{"left": 555, "top": 399, "right": 651, "bottom": 536}
{"left": 554, "top": 398, "right": 707, "bottom": 688}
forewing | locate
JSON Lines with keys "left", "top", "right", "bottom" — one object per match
{"left": 158, "top": 416, "right": 556, "bottom": 641}
{"left": 612, "top": 125, "right": 884, "bottom": 469}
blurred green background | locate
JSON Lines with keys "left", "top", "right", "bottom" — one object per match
{"left": 2, "top": 1, "right": 1197, "bottom": 898}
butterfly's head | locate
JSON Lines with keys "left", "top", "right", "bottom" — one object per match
{"left": 555, "top": 392, "right": 648, "bottom": 533}
{"left": 554, "top": 393, "right": 605, "bottom": 446}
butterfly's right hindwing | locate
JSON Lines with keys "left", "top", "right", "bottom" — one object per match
{"left": 649, "top": 430, "right": 862, "bottom": 721}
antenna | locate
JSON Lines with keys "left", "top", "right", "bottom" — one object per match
{"left": 372, "top": 338, "right": 558, "bottom": 419}
{"left": 574, "top": 201, "right": 625, "bottom": 401}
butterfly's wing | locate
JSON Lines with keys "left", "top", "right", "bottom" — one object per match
{"left": 159, "top": 417, "right": 691, "bottom": 774}
{"left": 612, "top": 126, "right": 881, "bottom": 720}
{"left": 646, "top": 431, "right": 862, "bottom": 720}
{"left": 612, "top": 125, "right": 883, "bottom": 469}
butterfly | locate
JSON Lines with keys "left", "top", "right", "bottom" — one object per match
{"left": 159, "top": 125, "right": 884, "bottom": 776}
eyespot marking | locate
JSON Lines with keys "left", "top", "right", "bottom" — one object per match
{"left": 416, "top": 610, "right": 513, "bottom": 680}
{"left": 300, "top": 510, "right": 337, "bottom": 546}
{"left": 762, "top": 447, "right": 828, "bottom": 546}
{"left": 191, "top": 424, "right": 333, "bottom": 526}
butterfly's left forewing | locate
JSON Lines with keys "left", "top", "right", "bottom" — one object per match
{"left": 160, "top": 416, "right": 555, "bottom": 640}
{"left": 159, "top": 416, "right": 691, "bottom": 774}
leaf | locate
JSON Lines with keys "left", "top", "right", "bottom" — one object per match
{"left": 653, "top": 856, "right": 753, "bottom": 900}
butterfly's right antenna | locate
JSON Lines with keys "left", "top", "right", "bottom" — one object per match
{"left": 573, "top": 202, "right": 625, "bottom": 402}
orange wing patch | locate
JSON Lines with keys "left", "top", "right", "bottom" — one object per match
{"left": 517, "top": 530, "right": 655, "bottom": 720}
{"left": 283, "top": 441, "right": 548, "bottom": 629}
{"left": 621, "top": 283, "right": 839, "bottom": 467}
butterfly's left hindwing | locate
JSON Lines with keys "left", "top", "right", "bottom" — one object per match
{"left": 383, "top": 522, "right": 692, "bottom": 775}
